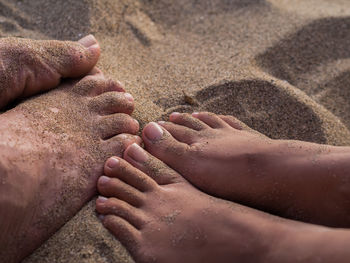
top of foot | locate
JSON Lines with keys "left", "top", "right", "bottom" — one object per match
{"left": 0, "top": 72, "right": 139, "bottom": 262}
{"left": 141, "top": 111, "right": 350, "bottom": 227}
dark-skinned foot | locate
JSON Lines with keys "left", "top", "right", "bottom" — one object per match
{"left": 141, "top": 112, "right": 350, "bottom": 227}
{"left": 0, "top": 72, "right": 140, "bottom": 262}
{"left": 97, "top": 143, "right": 350, "bottom": 263}
{"left": 0, "top": 34, "right": 100, "bottom": 109}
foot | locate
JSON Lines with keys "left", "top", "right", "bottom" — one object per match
{"left": 0, "top": 72, "right": 140, "bottom": 262}
{"left": 141, "top": 112, "right": 350, "bottom": 227}
{"left": 97, "top": 144, "right": 350, "bottom": 263}
{"left": 0, "top": 34, "right": 100, "bottom": 109}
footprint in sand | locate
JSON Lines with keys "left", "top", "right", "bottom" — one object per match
{"left": 256, "top": 16, "right": 350, "bottom": 132}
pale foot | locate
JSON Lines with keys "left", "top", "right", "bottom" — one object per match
{"left": 0, "top": 34, "right": 100, "bottom": 109}
{"left": 141, "top": 112, "right": 350, "bottom": 227}
{"left": 97, "top": 144, "right": 350, "bottom": 263}
{"left": 0, "top": 72, "right": 140, "bottom": 262}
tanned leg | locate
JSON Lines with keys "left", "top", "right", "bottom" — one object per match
{"left": 140, "top": 112, "right": 350, "bottom": 227}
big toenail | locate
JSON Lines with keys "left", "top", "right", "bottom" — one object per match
{"left": 78, "top": 34, "right": 98, "bottom": 48}
{"left": 145, "top": 122, "right": 163, "bottom": 141}
{"left": 127, "top": 143, "right": 148, "bottom": 163}
{"left": 170, "top": 112, "right": 180, "bottom": 118}
{"left": 99, "top": 176, "right": 111, "bottom": 184}
{"left": 106, "top": 157, "right": 119, "bottom": 168}
{"left": 124, "top": 93, "right": 134, "bottom": 102}
{"left": 97, "top": 196, "right": 108, "bottom": 202}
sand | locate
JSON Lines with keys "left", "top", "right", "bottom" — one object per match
{"left": 1, "top": 0, "right": 350, "bottom": 261}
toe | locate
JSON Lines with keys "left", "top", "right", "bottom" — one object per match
{"left": 157, "top": 121, "right": 198, "bottom": 145}
{"left": 97, "top": 177, "right": 144, "bottom": 207}
{"left": 218, "top": 115, "right": 245, "bottom": 130}
{"left": 141, "top": 122, "right": 190, "bottom": 171}
{"left": 192, "top": 112, "right": 229, "bottom": 129}
{"left": 89, "top": 92, "right": 134, "bottom": 115}
{"left": 73, "top": 75, "right": 125, "bottom": 96}
{"left": 169, "top": 112, "right": 208, "bottom": 131}
{"left": 96, "top": 197, "right": 147, "bottom": 229}
{"left": 104, "top": 157, "right": 157, "bottom": 192}
{"left": 124, "top": 143, "right": 185, "bottom": 185}
{"left": 100, "top": 214, "right": 142, "bottom": 252}
{"left": 103, "top": 134, "right": 142, "bottom": 157}
{"left": 98, "top": 114, "right": 139, "bottom": 140}
{"left": 47, "top": 34, "right": 100, "bottom": 78}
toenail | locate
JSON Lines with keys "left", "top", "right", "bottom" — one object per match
{"left": 78, "top": 34, "right": 98, "bottom": 48}
{"left": 99, "top": 176, "right": 111, "bottom": 184}
{"left": 106, "top": 157, "right": 119, "bottom": 168}
{"left": 158, "top": 121, "right": 165, "bottom": 125}
{"left": 144, "top": 122, "right": 163, "bottom": 141}
{"left": 192, "top": 112, "right": 199, "bottom": 116}
{"left": 126, "top": 143, "right": 148, "bottom": 163}
{"left": 97, "top": 196, "right": 108, "bottom": 202}
{"left": 124, "top": 93, "right": 134, "bottom": 102}
{"left": 170, "top": 112, "right": 180, "bottom": 118}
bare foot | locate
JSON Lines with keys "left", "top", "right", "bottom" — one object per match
{"left": 0, "top": 72, "right": 140, "bottom": 262}
{"left": 97, "top": 144, "right": 350, "bottom": 263}
{"left": 0, "top": 34, "right": 100, "bottom": 109}
{"left": 141, "top": 112, "right": 350, "bottom": 227}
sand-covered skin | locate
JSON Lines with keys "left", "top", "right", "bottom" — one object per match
{"left": 0, "top": 0, "right": 349, "bottom": 262}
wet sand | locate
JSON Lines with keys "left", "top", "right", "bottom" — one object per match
{"left": 1, "top": 0, "right": 350, "bottom": 262}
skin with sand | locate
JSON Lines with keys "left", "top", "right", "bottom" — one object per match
{"left": 97, "top": 111, "right": 350, "bottom": 262}
{"left": 0, "top": 36, "right": 141, "bottom": 263}
{"left": 2, "top": 34, "right": 350, "bottom": 262}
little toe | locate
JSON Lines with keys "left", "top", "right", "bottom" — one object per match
{"left": 96, "top": 197, "right": 147, "bottom": 229}
{"left": 100, "top": 214, "right": 142, "bottom": 252}
{"left": 169, "top": 112, "right": 208, "bottom": 131}
{"left": 192, "top": 112, "right": 229, "bottom": 129}
{"left": 104, "top": 157, "right": 157, "bottom": 192}
{"left": 97, "top": 177, "right": 143, "bottom": 207}
{"left": 98, "top": 114, "right": 139, "bottom": 140}
{"left": 103, "top": 134, "right": 142, "bottom": 157}
{"left": 89, "top": 92, "right": 134, "bottom": 115}
{"left": 218, "top": 115, "right": 246, "bottom": 130}
{"left": 157, "top": 121, "right": 197, "bottom": 144}
{"left": 124, "top": 143, "right": 185, "bottom": 185}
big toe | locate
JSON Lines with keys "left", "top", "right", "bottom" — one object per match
{"left": 20, "top": 35, "right": 100, "bottom": 97}
{"left": 141, "top": 122, "right": 190, "bottom": 170}
{"left": 47, "top": 34, "right": 100, "bottom": 78}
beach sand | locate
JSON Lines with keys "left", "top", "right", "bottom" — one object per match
{"left": 1, "top": 0, "right": 350, "bottom": 261}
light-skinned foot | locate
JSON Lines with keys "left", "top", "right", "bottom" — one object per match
{"left": 141, "top": 112, "right": 350, "bottom": 227}
{"left": 0, "top": 34, "right": 100, "bottom": 109}
{"left": 0, "top": 72, "right": 139, "bottom": 262}
{"left": 97, "top": 144, "right": 350, "bottom": 263}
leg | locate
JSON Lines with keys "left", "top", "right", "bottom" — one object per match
{"left": 0, "top": 72, "right": 139, "bottom": 262}
{"left": 97, "top": 144, "right": 350, "bottom": 263}
{"left": 141, "top": 112, "right": 350, "bottom": 227}
{"left": 0, "top": 34, "right": 100, "bottom": 109}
